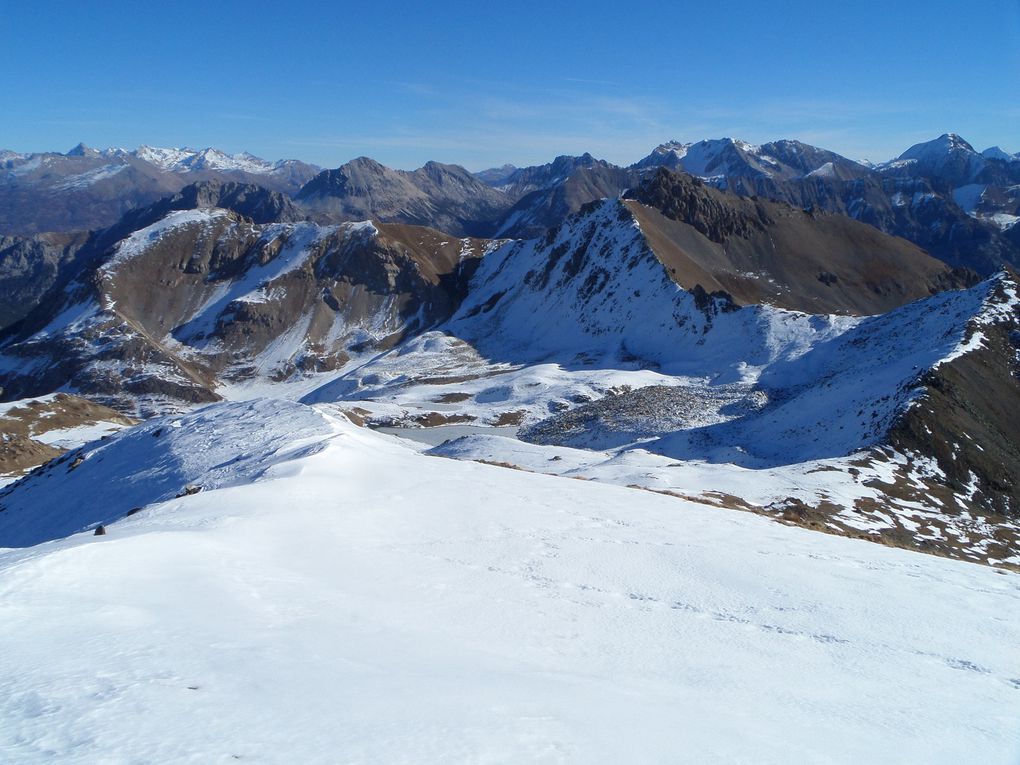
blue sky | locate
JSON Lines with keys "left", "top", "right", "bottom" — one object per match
{"left": 2, "top": 0, "right": 1018, "bottom": 170}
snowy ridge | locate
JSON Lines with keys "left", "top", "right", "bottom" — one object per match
{"left": 637, "top": 138, "right": 775, "bottom": 178}
{"left": 0, "top": 398, "right": 1017, "bottom": 761}
{"left": 102, "top": 208, "right": 231, "bottom": 275}
{"left": 935, "top": 270, "right": 1020, "bottom": 366}
{"left": 634, "top": 137, "right": 865, "bottom": 181}
{"left": 132, "top": 145, "right": 296, "bottom": 174}
{"left": 449, "top": 198, "right": 852, "bottom": 376}
{"left": 0, "top": 399, "right": 336, "bottom": 547}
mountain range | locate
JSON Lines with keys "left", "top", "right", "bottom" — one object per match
{"left": 1, "top": 158, "right": 1016, "bottom": 569}
{"left": 5, "top": 133, "right": 1018, "bottom": 277}
{"left": 2, "top": 130, "right": 1019, "bottom": 760}
{"left": 0, "top": 143, "right": 319, "bottom": 235}
{"left": 1, "top": 132, "right": 1019, "bottom": 570}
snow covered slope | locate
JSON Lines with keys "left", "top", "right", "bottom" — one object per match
{"left": 447, "top": 198, "right": 855, "bottom": 372}
{"left": 0, "top": 399, "right": 1017, "bottom": 763}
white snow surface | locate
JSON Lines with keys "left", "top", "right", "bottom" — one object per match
{"left": 805, "top": 161, "right": 836, "bottom": 178}
{"left": 988, "top": 213, "right": 1020, "bottom": 231}
{"left": 952, "top": 183, "right": 986, "bottom": 213}
{"left": 0, "top": 398, "right": 1018, "bottom": 763}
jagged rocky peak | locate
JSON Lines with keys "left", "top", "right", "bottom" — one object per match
{"left": 93, "top": 180, "right": 304, "bottom": 252}
{"left": 65, "top": 142, "right": 101, "bottom": 157}
{"left": 489, "top": 153, "right": 641, "bottom": 238}
{"left": 624, "top": 167, "right": 773, "bottom": 241}
{"left": 166, "top": 180, "right": 303, "bottom": 223}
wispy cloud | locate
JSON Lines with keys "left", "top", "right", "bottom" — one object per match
{"left": 561, "top": 77, "right": 619, "bottom": 87}
{"left": 218, "top": 113, "right": 272, "bottom": 122}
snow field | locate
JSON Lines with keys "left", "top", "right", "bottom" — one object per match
{"left": 0, "top": 400, "right": 1017, "bottom": 763}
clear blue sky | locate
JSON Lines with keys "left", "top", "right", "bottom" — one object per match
{"left": 2, "top": 0, "right": 1018, "bottom": 170}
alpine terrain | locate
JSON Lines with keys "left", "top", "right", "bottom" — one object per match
{"left": 1, "top": 133, "right": 1019, "bottom": 764}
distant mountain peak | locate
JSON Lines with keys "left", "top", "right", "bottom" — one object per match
{"left": 899, "top": 133, "right": 978, "bottom": 162}
{"left": 130, "top": 145, "right": 308, "bottom": 175}
{"left": 982, "top": 146, "right": 1016, "bottom": 162}
{"left": 65, "top": 142, "right": 99, "bottom": 157}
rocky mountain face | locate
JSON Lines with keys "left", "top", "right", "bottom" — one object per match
{"left": 0, "top": 231, "right": 89, "bottom": 329}
{"left": 495, "top": 164, "right": 640, "bottom": 239}
{"left": 0, "top": 182, "right": 306, "bottom": 335}
{"left": 0, "top": 393, "right": 134, "bottom": 478}
{"left": 490, "top": 153, "right": 618, "bottom": 199}
{"left": 472, "top": 164, "right": 518, "bottom": 186}
{"left": 468, "top": 153, "right": 642, "bottom": 239}
{"left": 0, "top": 200, "right": 490, "bottom": 415}
{"left": 0, "top": 144, "right": 319, "bottom": 235}
{"left": 888, "top": 274, "right": 1020, "bottom": 521}
{"left": 294, "top": 158, "right": 510, "bottom": 237}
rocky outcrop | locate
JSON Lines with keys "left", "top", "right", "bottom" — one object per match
{"left": 0, "top": 393, "right": 134, "bottom": 476}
